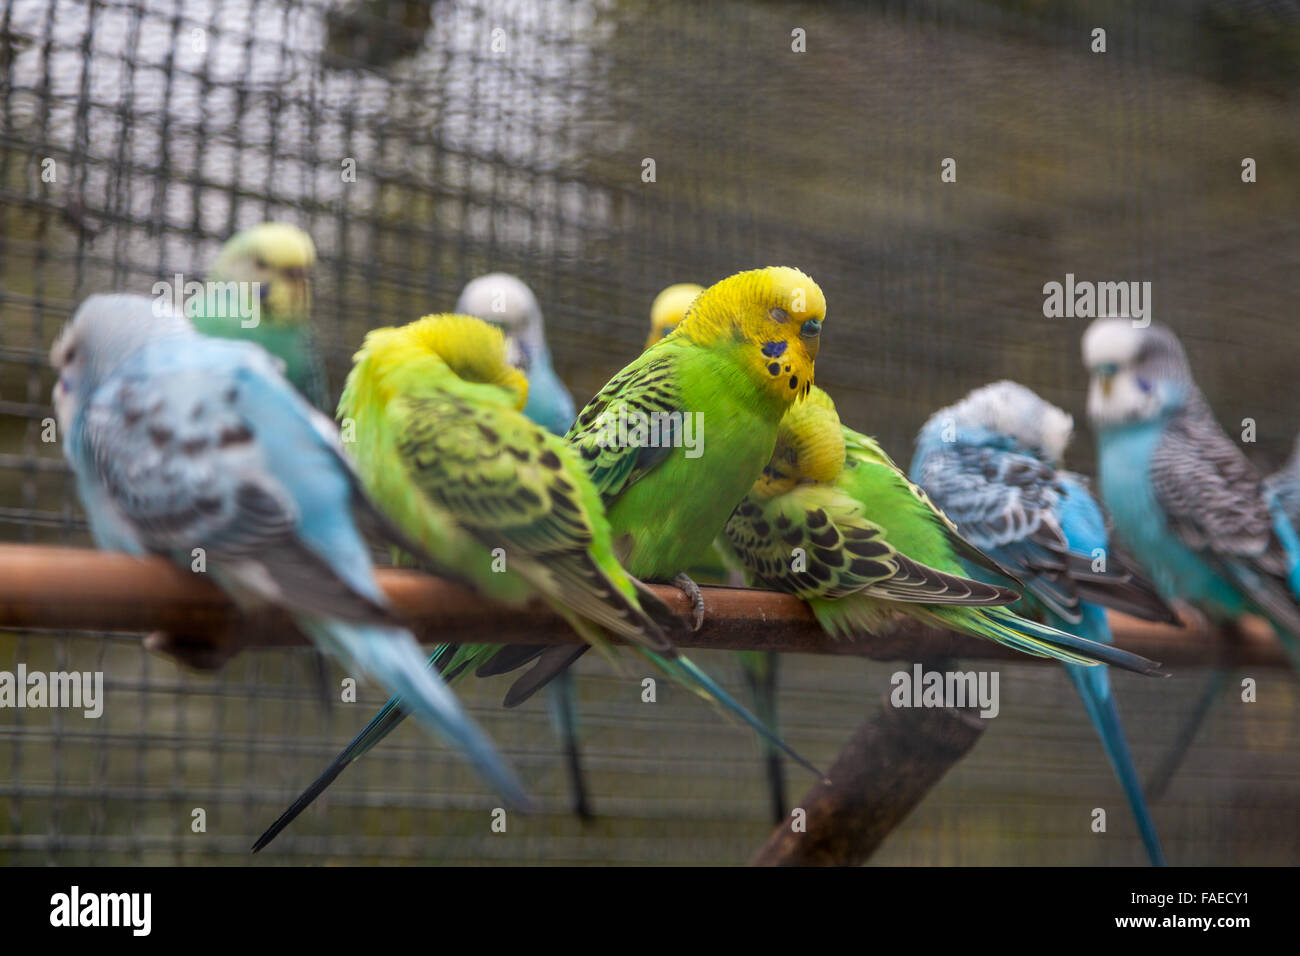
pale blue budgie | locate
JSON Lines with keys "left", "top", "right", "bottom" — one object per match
{"left": 454, "top": 272, "right": 591, "bottom": 819}
{"left": 912, "top": 381, "right": 1179, "bottom": 866}
{"left": 1081, "top": 319, "right": 1300, "bottom": 674}
{"left": 455, "top": 273, "right": 575, "bottom": 435}
{"left": 50, "top": 293, "right": 530, "bottom": 813}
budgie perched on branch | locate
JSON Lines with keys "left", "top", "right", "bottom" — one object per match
{"left": 1082, "top": 319, "right": 1300, "bottom": 798}
{"left": 253, "top": 284, "right": 827, "bottom": 849}
{"left": 912, "top": 381, "right": 1179, "bottom": 866}
{"left": 456, "top": 272, "right": 591, "bottom": 820}
{"left": 646, "top": 279, "right": 788, "bottom": 824}
{"left": 725, "top": 385, "right": 1164, "bottom": 675}
{"left": 1082, "top": 319, "right": 1300, "bottom": 674}
{"left": 50, "top": 294, "right": 528, "bottom": 813}
{"left": 456, "top": 272, "right": 575, "bottom": 436}
{"left": 192, "top": 222, "right": 330, "bottom": 412}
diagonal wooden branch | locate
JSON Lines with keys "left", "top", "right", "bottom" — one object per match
{"left": 750, "top": 679, "right": 986, "bottom": 866}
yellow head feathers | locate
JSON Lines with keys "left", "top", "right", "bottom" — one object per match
{"left": 752, "top": 386, "right": 845, "bottom": 498}
{"left": 676, "top": 266, "right": 826, "bottom": 405}
{"left": 646, "top": 283, "right": 704, "bottom": 348}
{"left": 211, "top": 222, "right": 316, "bottom": 324}
{"left": 354, "top": 314, "right": 530, "bottom": 410}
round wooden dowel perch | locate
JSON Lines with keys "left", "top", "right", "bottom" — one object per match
{"left": 0, "top": 544, "right": 1290, "bottom": 668}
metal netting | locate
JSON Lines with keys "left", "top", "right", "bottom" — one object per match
{"left": 1, "top": 0, "right": 1298, "bottom": 865}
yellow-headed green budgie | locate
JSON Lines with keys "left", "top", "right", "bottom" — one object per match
{"left": 646, "top": 279, "right": 788, "bottom": 823}
{"left": 723, "top": 385, "right": 1165, "bottom": 674}
{"left": 194, "top": 222, "right": 329, "bottom": 412}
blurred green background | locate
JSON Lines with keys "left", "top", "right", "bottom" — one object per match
{"left": 1, "top": 0, "right": 1297, "bottom": 864}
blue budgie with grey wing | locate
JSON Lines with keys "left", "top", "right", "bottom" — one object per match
{"left": 51, "top": 294, "right": 530, "bottom": 813}
{"left": 1082, "top": 319, "right": 1300, "bottom": 675}
{"left": 912, "top": 381, "right": 1178, "bottom": 866}
{"left": 456, "top": 273, "right": 591, "bottom": 819}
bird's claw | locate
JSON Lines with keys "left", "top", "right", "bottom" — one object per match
{"left": 673, "top": 572, "right": 706, "bottom": 632}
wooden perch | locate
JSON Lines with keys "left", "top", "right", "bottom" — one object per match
{"left": 0, "top": 544, "right": 1290, "bottom": 668}
{"left": 750, "top": 683, "right": 986, "bottom": 866}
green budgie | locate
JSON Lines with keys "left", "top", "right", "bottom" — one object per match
{"left": 724, "top": 386, "right": 1165, "bottom": 674}
{"left": 192, "top": 222, "right": 330, "bottom": 411}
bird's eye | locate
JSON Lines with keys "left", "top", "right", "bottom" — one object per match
{"left": 254, "top": 257, "right": 269, "bottom": 270}
{"left": 63, "top": 345, "right": 77, "bottom": 364}
{"left": 800, "top": 318, "right": 821, "bottom": 337}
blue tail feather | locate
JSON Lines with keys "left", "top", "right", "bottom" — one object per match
{"left": 1062, "top": 611, "right": 1165, "bottom": 867}
{"left": 301, "top": 620, "right": 531, "bottom": 810}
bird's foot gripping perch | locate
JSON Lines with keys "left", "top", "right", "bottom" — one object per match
{"left": 673, "top": 572, "right": 706, "bottom": 632}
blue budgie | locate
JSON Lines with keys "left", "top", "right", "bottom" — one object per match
{"left": 456, "top": 273, "right": 575, "bottom": 436}
{"left": 1081, "top": 319, "right": 1300, "bottom": 674}
{"left": 50, "top": 293, "right": 530, "bottom": 815}
{"left": 912, "top": 381, "right": 1179, "bottom": 866}
{"left": 455, "top": 272, "right": 590, "bottom": 820}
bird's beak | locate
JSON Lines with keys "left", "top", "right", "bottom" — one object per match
{"left": 1099, "top": 373, "right": 1113, "bottom": 398}
{"left": 503, "top": 334, "right": 529, "bottom": 373}
{"left": 806, "top": 336, "right": 820, "bottom": 361}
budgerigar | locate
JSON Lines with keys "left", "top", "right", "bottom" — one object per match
{"left": 724, "top": 385, "right": 1165, "bottom": 675}
{"left": 646, "top": 282, "right": 705, "bottom": 349}
{"left": 911, "top": 381, "right": 1179, "bottom": 866}
{"left": 456, "top": 273, "right": 575, "bottom": 436}
{"left": 1082, "top": 320, "right": 1300, "bottom": 797}
{"left": 192, "top": 222, "right": 330, "bottom": 411}
{"left": 646, "top": 279, "right": 788, "bottom": 824}
{"left": 456, "top": 272, "right": 591, "bottom": 820}
{"left": 253, "top": 302, "right": 821, "bottom": 850}
{"left": 51, "top": 294, "right": 529, "bottom": 817}
{"left": 1082, "top": 319, "right": 1300, "bottom": 674}
{"left": 489, "top": 266, "right": 835, "bottom": 721}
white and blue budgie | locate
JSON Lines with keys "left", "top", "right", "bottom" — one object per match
{"left": 51, "top": 293, "right": 531, "bottom": 813}
{"left": 912, "top": 381, "right": 1178, "bottom": 866}
{"left": 1082, "top": 319, "right": 1300, "bottom": 674}
{"left": 455, "top": 273, "right": 575, "bottom": 436}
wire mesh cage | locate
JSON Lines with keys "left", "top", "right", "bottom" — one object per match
{"left": 1, "top": 0, "right": 1298, "bottom": 865}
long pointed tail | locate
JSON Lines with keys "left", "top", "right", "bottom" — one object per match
{"left": 547, "top": 668, "right": 594, "bottom": 821}
{"left": 928, "top": 605, "right": 1165, "bottom": 676}
{"left": 254, "top": 642, "right": 500, "bottom": 853}
{"left": 644, "top": 649, "right": 825, "bottom": 780}
{"left": 739, "top": 650, "right": 786, "bottom": 824}
{"left": 1064, "top": 661, "right": 1165, "bottom": 866}
{"left": 257, "top": 625, "right": 528, "bottom": 851}
{"left": 1145, "top": 667, "right": 1229, "bottom": 804}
